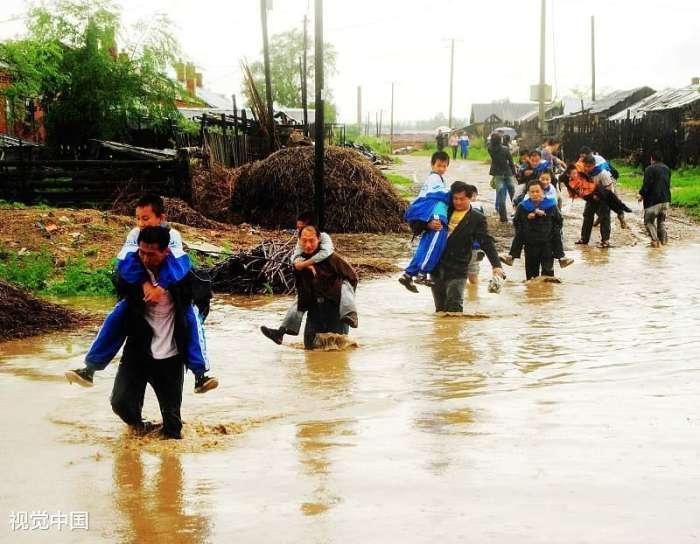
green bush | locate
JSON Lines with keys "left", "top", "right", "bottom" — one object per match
{"left": 45, "top": 257, "right": 115, "bottom": 297}
{"left": 0, "top": 248, "right": 54, "bottom": 291}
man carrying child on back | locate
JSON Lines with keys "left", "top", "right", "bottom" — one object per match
{"left": 399, "top": 151, "right": 451, "bottom": 293}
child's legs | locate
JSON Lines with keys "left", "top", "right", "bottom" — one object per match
{"left": 339, "top": 280, "right": 357, "bottom": 318}
{"left": 184, "top": 304, "right": 209, "bottom": 376}
{"left": 405, "top": 228, "right": 447, "bottom": 276}
{"left": 280, "top": 302, "right": 304, "bottom": 335}
{"left": 85, "top": 299, "right": 129, "bottom": 370}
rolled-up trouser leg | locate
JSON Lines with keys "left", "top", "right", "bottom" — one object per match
{"left": 644, "top": 206, "right": 659, "bottom": 241}
{"left": 184, "top": 304, "right": 209, "bottom": 376}
{"left": 85, "top": 299, "right": 129, "bottom": 370}
{"left": 339, "top": 280, "right": 357, "bottom": 322}
{"left": 280, "top": 302, "right": 303, "bottom": 336}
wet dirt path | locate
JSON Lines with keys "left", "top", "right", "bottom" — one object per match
{"left": 2, "top": 158, "right": 700, "bottom": 543}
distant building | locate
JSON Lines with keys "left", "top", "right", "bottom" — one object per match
{"left": 470, "top": 100, "right": 537, "bottom": 125}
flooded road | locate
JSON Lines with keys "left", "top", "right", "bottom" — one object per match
{"left": 2, "top": 157, "right": 700, "bottom": 542}
{"left": 2, "top": 236, "right": 700, "bottom": 542}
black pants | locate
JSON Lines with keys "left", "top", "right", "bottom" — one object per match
{"left": 304, "top": 298, "right": 349, "bottom": 350}
{"left": 524, "top": 243, "right": 554, "bottom": 280}
{"left": 111, "top": 355, "right": 185, "bottom": 438}
{"left": 451, "top": 145, "right": 458, "bottom": 159}
{"left": 581, "top": 199, "right": 611, "bottom": 243}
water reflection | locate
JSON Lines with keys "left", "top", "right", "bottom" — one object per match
{"left": 295, "top": 349, "right": 356, "bottom": 516}
{"left": 113, "top": 446, "right": 211, "bottom": 543}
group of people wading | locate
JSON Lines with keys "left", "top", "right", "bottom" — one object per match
{"left": 64, "top": 137, "right": 672, "bottom": 439}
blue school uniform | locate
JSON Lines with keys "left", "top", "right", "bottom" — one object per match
{"left": 84, "top": 227, "right": 209, "bottom": 376}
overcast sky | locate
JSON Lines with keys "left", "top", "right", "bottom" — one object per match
{"left": 2, "top": 0, "right": 698, "bottom": 123}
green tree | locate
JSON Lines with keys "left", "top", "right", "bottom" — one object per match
{"left": 0, "top": 0, "right": 180, "bottom": 145}
{"left": 244, "top": 28, "right": 338, "bottom": 122}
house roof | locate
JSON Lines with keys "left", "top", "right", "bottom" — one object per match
{"left": 588, "top": 87, "right": 655, "bottom": 114}
{"left": 471, "top": 101, "right": 536, "bottom": 123}
{"left": 178, "top": 106, "right": 316, "bottom": 125}
{"left": 195, "top": 88, "right": 233, "bottom": 109}
{"left": 608, "top": 85, "right": 700, "bottom": 120}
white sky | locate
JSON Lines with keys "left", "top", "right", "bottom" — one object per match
{"left": 2, "top": 0, "right": 698, "bottom": 123}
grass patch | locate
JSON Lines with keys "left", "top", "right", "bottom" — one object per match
{"left": 0, "top": 247, "right": 116, "bottom": 296}
{"left": 613, "top": 160, "right": 700, "bottom": 220}
{"left": 384, "top": 172, "right": 414, "bottom": 198}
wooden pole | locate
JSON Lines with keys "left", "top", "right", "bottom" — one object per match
{"left": 448, "top": 38, "right": 454, "bottom": 128}
{"left": 302, "top": 14, "right": 309, "bottom": 137}
{"left": 313, "top": 0, "right": 325, "bottom": 230}
{"left": 390, "top": 82, "right": 394, "bottom": 150}
{"left": 591, "top": 15, "right": 596, "bottom": 102}
{"left": 538, "top": 0, "right": 546, "bottom": 133}
{"left": 260, "top": 0, "right": 274, "bottom": 127}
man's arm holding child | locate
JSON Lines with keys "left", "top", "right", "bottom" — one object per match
{"left": 293, "top": 232, "right": 334, "bottom": 271}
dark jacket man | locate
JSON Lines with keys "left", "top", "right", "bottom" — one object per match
{"left": 640, "top": 161, "right": 671, "bottom": 209}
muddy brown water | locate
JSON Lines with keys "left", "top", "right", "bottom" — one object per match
{"left": 2, "top": 159, "right": 700, "bottom": 542}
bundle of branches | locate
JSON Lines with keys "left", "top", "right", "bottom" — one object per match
{"left": 111, "top": 196, "right": 223, "bottom": 230}
{"left": 205, "top": 238, "right": 296, "bottom": 295}
{"left": 241, "top": 60, "right": 279, "bottom": 151}
{"left": 0, "top": 280, "right": 87, "bottom": 341}
{"left": 230, "top": 146, "right": 407, "bottom": 233}
{"left": 190, "top": 162, "right": 248, "bottom": 222}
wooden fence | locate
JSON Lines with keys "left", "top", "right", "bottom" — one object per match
{"left": 0, "top": 148, "right": 190, "bottom": 206}
{"left": 557, "top": 112, "right": 700, "bottom": 168}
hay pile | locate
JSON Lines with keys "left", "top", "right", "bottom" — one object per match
{"left": 230, "top": 146, "right": 407, "bottom": 233}
{"left": 191, "top": 162, "right": 244, "bottom": 222}
{"left": 0, "top": 280, "right": 87, "bottom": 341}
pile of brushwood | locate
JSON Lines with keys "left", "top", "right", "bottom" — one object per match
{"left": 112, "top": 196, "right": 223, "bottom": 229}
{"left": 0, "top": 280, "right": 86, "bottom": 341}
{"left": 343, "top": 142, "right": 389, "bottom": 165}
{"left": 205, "top": 238, "right": 296, "bottom": 295}
{"left": 190, "top": 162, "right": 240, "bottom": 222}
{"left": 230, "top": 146, "right": 406, "bottom": 233}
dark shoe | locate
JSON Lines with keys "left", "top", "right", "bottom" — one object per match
{"left": 65, "top": 367, "right": 94, "bottom": 388}
{"left": 398, "top": 274, "right": 419, "bottom": 293}
{"left": 260, "top": 325, "right": 284, "bottom": 345}
{"left": 194, "top": 374, "right": 219, "bottom": 394}
{"left": 598, "top": 240, "right": 610, "bottom": 248}
{"left": 559, "top": 257, "right": 574, "bottom": 268}
{"left": 133, "top": 421, "right": 162, "bottom": 437}
{"left": 575, "top": 239, "right": 588, "bottom": 245}
{"left": 341, "top": 311, "right": 359, "bottom": 328}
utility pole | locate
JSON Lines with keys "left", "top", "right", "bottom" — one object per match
{"left": 379, "top": 110, "right": 383, "bottom": 137}
{"left": 357, "top": 86, "right": 362, "bottom": 133}
{"left": 302, "top": 14, "right": 309, "bottom": 137}
{"left": 538, "top": 0, "right": 546, "bottom": 132}
{"left": 390, "top": 82, "right": 395, "bottom": 149}
{"left": 448, "top": 38, "right": 455, "bottom": 128}
{"left": 365, "top": 112, "right": 370, "bottom": 136}
{"left": 260, "top": 0, "right": 274, "bottom": 125}
{"left": 591, "top": 15, "right": 596, "bottom": 102}
{"left": 313, "top": 0, "right": 325, "bottom": 230}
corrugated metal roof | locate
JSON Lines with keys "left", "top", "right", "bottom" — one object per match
{"left": 588, "top": 87, "right": 654, "bottom": 114}
{"left": 608, "top": 85, "right": 700, "bottom": 121}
